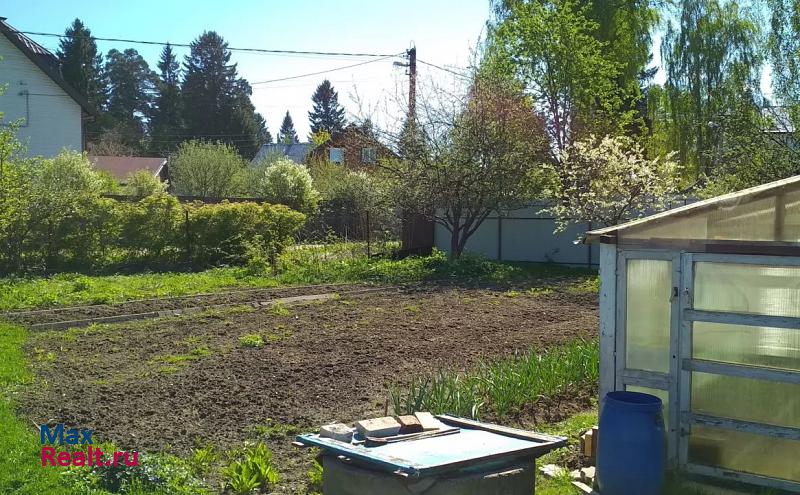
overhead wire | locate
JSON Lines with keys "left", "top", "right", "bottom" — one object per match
{"left": 16, "top": 29, "right": 398, "bottom": 58}
{"left": 417, "top": 59, "right": 471, "bottom": 79}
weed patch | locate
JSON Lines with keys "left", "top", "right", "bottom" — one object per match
{"left": 391, "top": 340, "right": 599, "bottom": 419}
{"left": 239, "top": 334, "right": 264, "bottom": 348}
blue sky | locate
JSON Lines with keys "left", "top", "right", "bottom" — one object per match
{"left": 4, "top": 0, "right": 491, "bottom": 138}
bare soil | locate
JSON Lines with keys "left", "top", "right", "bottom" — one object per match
{"left": 17, "top": 285, "right": 598, "bottom": 493}
{"left": 2, "top": 283, "right": 375, "bottom": 326}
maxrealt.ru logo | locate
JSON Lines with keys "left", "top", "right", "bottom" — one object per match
{"left": 40, "top": 424, "right": 138, "bottom": 467}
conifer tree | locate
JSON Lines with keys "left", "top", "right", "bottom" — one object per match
{"left": 308, "top": 79, "right": 346, "bottom": 136}
{"left": 150, "top": 43, "right": 184, "bottom": 155}
{"left": 278, "top": 111, "right": 299, "bottom": 144}
{"left": 57, "top": 18, "right": 107, "bottom": 135}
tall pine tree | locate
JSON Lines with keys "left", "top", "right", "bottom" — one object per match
{"left": 150, "top": 43, "right": 185, "bottom": 155}
{"left": 105, "top": 48, "right": 155, "bottom": 151}
{"left": 278, "top": 111, "right": 299, "bottom": 144}
{"left": 181, "top": 31, "right": 265, "bottom": 158}
{"left": 308, "top": 79, "right": 346, "bottom": 136}
{"left": 57, "top": 18, "right": 107, "bottom": 136}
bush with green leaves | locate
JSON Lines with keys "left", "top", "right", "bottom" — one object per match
{"left": 170, "top": 140, "right": 247, "bottom": 197}
{"left": 124, "top": 169, "right": 168, "bottom": 198}
{"left": 0, "top": 129, "right": 306, "bottom": 274}
{"left": 117, "top": 193, "right": 184, "bottom": 260}
{"left": 188, "top": 201, "right": 306, "bottom": 269}
{"left": 249, "top": 158, "right": 320, "bottom": 214}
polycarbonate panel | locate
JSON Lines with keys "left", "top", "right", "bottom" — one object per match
{"left": 694, "top": 322, "right": 800, "bottom": 371}
{"left": 621, "top": 187, "right": 800, "bottom": 243}
{"left": 689, "top": 425, "right": 800, "bottom": 481}
{"left": 691, "top": 372, "right": 800, "bottom": 429}
{"left": 626, "top": 385, "right": 669, "bottom": 428}
{"left": 694, "top": 262, "right": 800, "bottom": 318}
{"left": 625, "top": 259, "right": 671, "bottom": 373}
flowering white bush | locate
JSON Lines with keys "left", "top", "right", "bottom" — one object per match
{"left": 549, "top": 134, "right": 681, "bottom": 231}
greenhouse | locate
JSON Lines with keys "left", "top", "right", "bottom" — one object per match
{"left": 585, "top": 175, "right": 800, "bottom": 492}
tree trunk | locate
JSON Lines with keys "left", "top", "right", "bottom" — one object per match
{"left": 449, "top": 228, "right": 461, "bottom": 259}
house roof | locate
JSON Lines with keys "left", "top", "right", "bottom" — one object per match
{"left": 584, "top": 174, "right": 800, "bottom": 247}
{"left": 89, "top": 156, "right": 167, "bottom": 182}
{"left": 252, "top": 142, "right": 314, "bottom": 164}
{"left": 0, "top": 17, "right": 96, "bottom": 115}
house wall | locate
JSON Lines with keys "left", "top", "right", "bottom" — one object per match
{"left": 433, "top": 204, "right": 600, "bottom": 266}
{"left": 0, "top": 35, "right": 83, "bottom": 157}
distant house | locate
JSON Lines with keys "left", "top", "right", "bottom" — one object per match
{"left": 89, "top": 156, "right": 168, "bottom": 184}
{"left": 0, "top": 17, "right": 95, "bottom": 156}
{"left": 250, "top": 125, "right": 395, "bottom": 168}
{"left": 251, "top": 142, "right": 314, "bottom": 165}
{"left": 308, "top": 125, "right": 395, "bottom": 169}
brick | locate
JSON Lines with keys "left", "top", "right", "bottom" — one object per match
{"left": 320, "top": 423, "right": 355, "bottom": 443}
{"left": 413, "top": 412, "right": 443, "bottom": 431}
{"left": 395, "top": 415, "right": 423, "bottom": 434}
{"left": 355, "top": 417, "right": 401, "bottom": 438}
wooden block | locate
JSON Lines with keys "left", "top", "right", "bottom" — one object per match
{"left": 571, "top": 481, "right": 596, "bottom": 494}
{"left": 583, "top": 429, "right": 595, "bottom": 457}
{"left": 414, "top": 412, "right": 442, "bottom": 431}
{"left": 320, "top": 423, "right": 354, "bottom": 443}
{"left": 355, "top": 417, "right": 401, "bottom": 438}
{"left": 395, "top": 415, "right": 423, "bottom": 434}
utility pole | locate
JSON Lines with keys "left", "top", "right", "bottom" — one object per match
{"left": 407, "top": 45, "right": 416, "bottom": 124}
{"left": 394, "top": 44, "right": 417, "bottom": 124}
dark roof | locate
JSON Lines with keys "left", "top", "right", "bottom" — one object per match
{"left": 252, "top": 142, "right": 314, "bottom": 164}
{"left": 0, "top": 17, "right": 96, "bottom": 115}
{"left": 89, "top": 156, "right": 167, "bottom": 182}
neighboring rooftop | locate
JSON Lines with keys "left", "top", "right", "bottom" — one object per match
{"left": 0, "top": 17, "right": 95, "bottom": 115}
{"left": 252, "top": 142, "right": 314, "bottom": 165}
{"left": 89, "top": 156, "right": 167, "bottom": 182}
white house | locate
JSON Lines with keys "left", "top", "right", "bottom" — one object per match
{"left": 0, "top": 17, "right": 94, "bottom": 156}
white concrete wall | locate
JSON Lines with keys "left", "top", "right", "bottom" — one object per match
{"left": 0, "top": 35, "right": 82, "bottom": 157}
{"left": 433, "top": 204, "right": 600, "bottom": 266}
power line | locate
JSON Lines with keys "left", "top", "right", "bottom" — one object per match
{"left": 250, "top": 55, "right": 400, "bottom": 85}
{"left": 417, "top": 59, "right": 470, "bottom": 79}
{"left": 17, "top": 29, "right": 398, "bottom": 58}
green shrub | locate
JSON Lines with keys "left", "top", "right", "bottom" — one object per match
{"left": 124, "top": 170, "right": 168, "bottom": 198}
{"left": 118, "top": 193, "right": 183, "bottom": 259}
{"left": 187, "top": 201, "right": 263, "bottom": 266}
{"left": 249, "top": 158, "right": 319, "bottom": 214}
{"left": 170, "top": 141, "right": 247, "bottom": 197}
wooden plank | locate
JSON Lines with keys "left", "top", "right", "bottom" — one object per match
{"left": 684, "top": 309, "right": 800, "bottom": 330}
{"left": 435, "top": 415, "right": 566, "bottom": 446}
{"left": 622, "top": 369, "right": 671, "bottom": 389}
{"left": 689, "top": 413, "right": 800, "bottom": 441}
{"left": 685, "top": 463, "right": 800, "bottom": 494}
{"left": 598, "top": 243, "right": 617, "bottom": 401}
{"left": 682, "top": 358, "right": 800, "bottom": 385}
{"left": 667, "top": 252, "right": 682, "bottom": 467}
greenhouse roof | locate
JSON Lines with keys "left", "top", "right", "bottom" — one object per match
{"left": 585, "top": 174, "right": 800, "bottom": 252}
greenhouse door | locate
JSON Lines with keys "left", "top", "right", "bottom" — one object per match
{"left": 615, "top": 251, "right": 682, "bottom": 465}
{"left": 677, "top": 253, "right": 800, "bottom": 492}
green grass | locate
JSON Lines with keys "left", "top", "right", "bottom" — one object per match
{"left": 0, "top": 249, "right": 596, "bottom": 312}
{"left": 0, "top": 323, "right": 74, "bottom": 494}
{"left": 390, "top": 340, "right": 599, "bottom": 420}
{"left": 238, "top": 334, "right": 265, "bottom": 348}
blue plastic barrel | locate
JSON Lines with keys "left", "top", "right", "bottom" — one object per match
{"left": 596, "top": 391, "right": 665, "bottom": 495}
